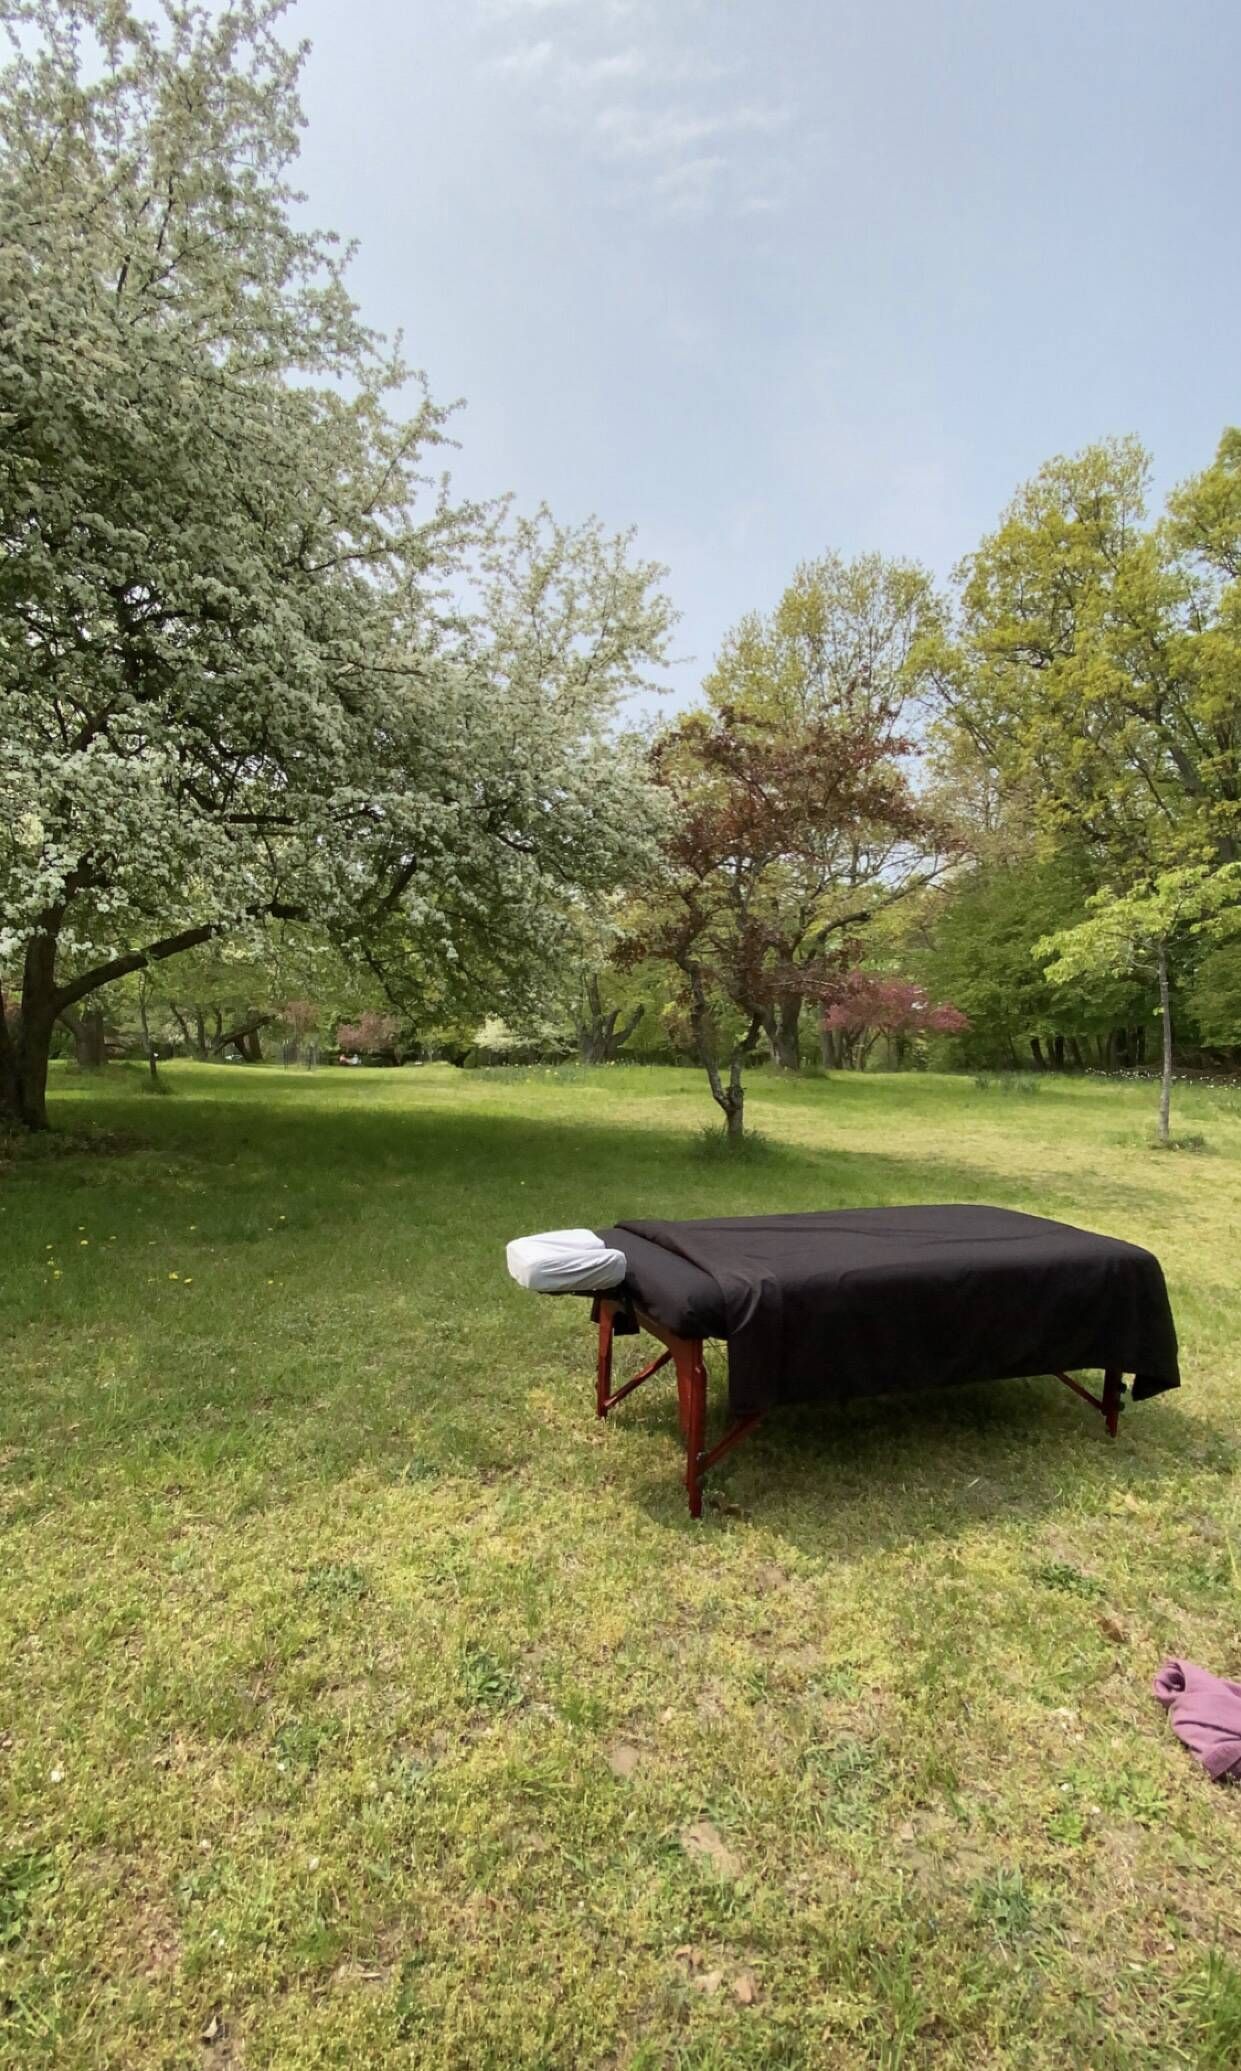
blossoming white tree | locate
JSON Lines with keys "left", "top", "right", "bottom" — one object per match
{"left": 0, "top": 0, "right": 672, "bottom": 1127}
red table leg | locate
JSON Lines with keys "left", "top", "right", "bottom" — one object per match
{"left": 1053, "top": 1368, "right": 1127, "bottom": 1436}
{"left": 592, "top": 1308, "right": 760, "bottom": 1519}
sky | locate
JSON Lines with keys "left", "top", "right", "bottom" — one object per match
{"left": 292, "top": 0, "right": 1241, "bottom": 703}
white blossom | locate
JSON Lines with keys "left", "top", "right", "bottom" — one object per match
{"left": 0, "top": 0, "right": 674, "bottom": 1121}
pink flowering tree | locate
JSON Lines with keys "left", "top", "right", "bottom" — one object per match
{"left": 336, "top": 1012, "right": 399, "bottom": 1060}
{"left": 821, "top": 973, "right": 969, "bottom": 1069}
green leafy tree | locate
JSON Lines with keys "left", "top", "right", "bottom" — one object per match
{"left": 138, "top": 935, "right": 293, "bottom": 1059}
{"left": 1186, "top": 940, "right": 1241, "bottom": 1052}
{"left": 924, "top": 437, "right": 1239, "bottom": 866}
{"left": 925, "top": 433, "right": 1241, "bottom": 1121}
{"left": 0, "top": 0, "right": 672, "bottom": 1128}
{"left": 921, "top": 851, "right": 1151, "bottom": 1070}
{"left": 1039, "top": 865, "right": 1241, "bottom": 1143}
{"left": 705, "top": 550, "right": 942, "bottom": 735}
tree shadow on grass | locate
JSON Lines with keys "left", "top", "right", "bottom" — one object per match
{"left": 12, "top": 1080, "right": 1216, "bottom": 1559}
{"left": 615, "top": 1352, "right": 1221, "bottom": 1562}
{"left": 44, "top": 1065, "right": 1197, "bottom": 1217}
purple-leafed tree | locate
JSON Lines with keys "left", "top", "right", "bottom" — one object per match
{"left": 820, "top": 971, "right": 969, "bottom": 1069}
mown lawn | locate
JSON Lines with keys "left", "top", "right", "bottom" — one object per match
{"left": 1, "top": 1060, "right": 1239, "bottom": 2069}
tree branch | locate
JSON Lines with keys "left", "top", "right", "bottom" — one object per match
{"left": 52, "top": 901, "right": 307, "bottom": 1012}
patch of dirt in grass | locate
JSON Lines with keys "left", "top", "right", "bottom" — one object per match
{"left": 605, "top": 1740, "right": 642, "bottom": 1779}
{"left": 679, "top": 1819, "right": 742, "bottom": 1880}
{"left": 138, "top": 1906, "right": 183, "bottom": 1979}
{"left": 694, "top": 1679, "right": 731, "bottom": 1722}
{"left": 776, "top": 1640, "right": 823, "bottom": 1674}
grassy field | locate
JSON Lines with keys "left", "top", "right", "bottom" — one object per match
{"left": 1, "top": 1060, "right": 1239, "bottom": 2069}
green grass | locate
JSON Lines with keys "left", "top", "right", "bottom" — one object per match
{"left": 2, "top": 1059, "right": 1240, "bottom": 2069}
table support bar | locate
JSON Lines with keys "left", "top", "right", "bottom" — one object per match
{"left": 597, "top": 1302, "right": 1127, "bottom": 1518}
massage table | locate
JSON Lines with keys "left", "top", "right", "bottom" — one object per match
{"left": 584, "top": 1207, "right": 1180, "bottom": 1518}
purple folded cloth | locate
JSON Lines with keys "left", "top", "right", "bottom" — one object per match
{"left": 1153, "top": 1659, "right": 1241, "bottom": 1781}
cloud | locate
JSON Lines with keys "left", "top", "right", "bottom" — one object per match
{"left": 574, "top": 49, "right": 647, "bottom": 85}
{"left": 482, "top": 0, "right": 644, "bottom": 19}
{"left": 494, "top": 37, "right": 557, "bottom": 79}
{"left": 480, "top": 3, "right": 792, "bottom": 219}
{"left": 482, "top": 0, "right": 579, "bottom": 16}
{"left": 591, "top": 102, "right": 787, "bottom": 163}
{"left": 646, "top": 154, "right": 730, "bottom": 219}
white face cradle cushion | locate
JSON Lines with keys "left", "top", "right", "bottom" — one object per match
{"left": 506, "top": 1228, "right": 628, "bottom": 1294}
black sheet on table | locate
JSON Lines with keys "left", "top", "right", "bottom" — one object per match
{"left": 596, "top": 1206, "right": 1180, "bottom": 1418}
{"left": 595, "top": 1225, "right": 725, "bottom": 1340}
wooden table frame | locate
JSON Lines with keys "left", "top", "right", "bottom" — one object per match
{"left": 594, "top": 1297, "right": 1126, "bottom": 1520}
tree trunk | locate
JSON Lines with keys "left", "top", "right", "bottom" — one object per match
{"left": 0, "top": 1018, "right": 54, "bottom": 1130}
{"left": 778, "top": 996, "right": 802, "bottom": 1070}
{"left": 83, "top": 1007, "right": 106, "bottom": 1066}
{"left": 193, "top": 1005, "right": 209, "bottom": 1060}
{"left": 0, "top": 940, "right": 59, "bottom": 1131}
{"left": 1156, "top": 939, "right": 1172, "bottom": 1148}
{"left": 764, "top": 996, "right": 802, "bottom": 1072}
{"left": 575, "top": 976, "right": 645, "bottom": 1064}
{"left": 819, "top": 1024, "right": 838, "bottom": 1069}
{"left": 2, "top": 903, "right": 303, "bottom": 1130}
{"left": 576, "top": 975, "right": 607, "bottom": 1064}
{"left": 58, "top": 1004, "right": 107, "bottom": 1069}
{"left": 605, "top": 1004, "right": 644, "bottom": 1062}
{"left": 137, "top": 977, "right": 152, "bottom": 1052}
{"left": 687, "top": 965, "right": 760, "bottom": 1140}
{"left": 1067, "top": 1035, "right": 1085, "bottom": 1071}
{"left": 210, "top": 1013, "right": 273, "bottom": 1060}
{"left": 1051, "top": 1033, "right": 1065, "bottom": 1071}
{"left": 1029, "top": 1036, "right": 1045, "bottom": 1070}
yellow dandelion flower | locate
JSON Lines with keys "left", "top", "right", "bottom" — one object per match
{"left": 169, "top": 1272, "right": 179, "bottom": 1280}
